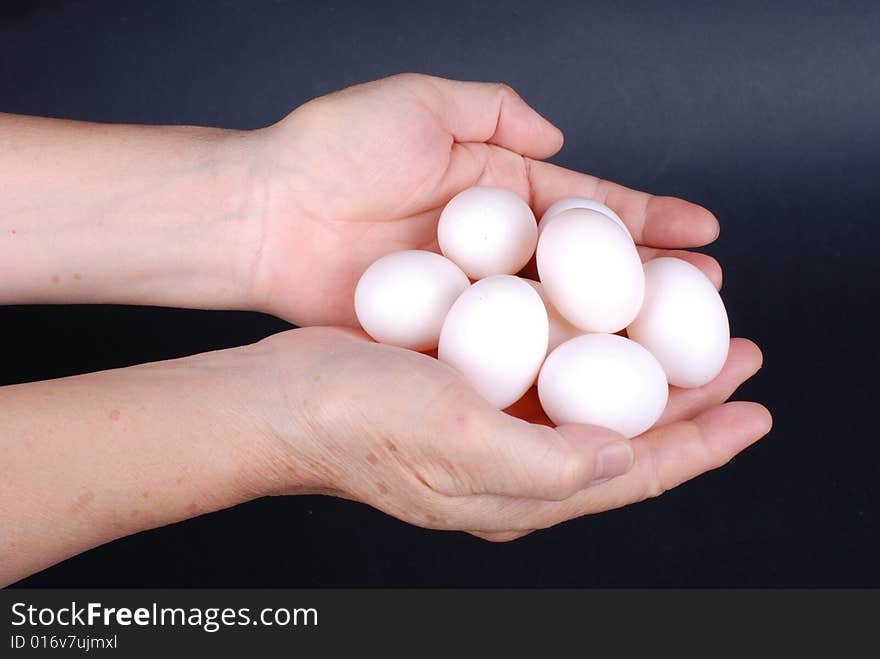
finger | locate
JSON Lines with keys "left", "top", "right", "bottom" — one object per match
{"left": 554, "top": 401, "right": 772, "bottom": 520}
{"left": 506, "top": 339, "right": 761, "bottom": 431}
{"left": 514, "top": 232, "right": 723, "bottom": 289}
{"left": 525, "top": 159, "right": 720, "bottom": 248}
{"left": 659, "top": 339, "right": 764, "bottom": 426}
{"left": 638, "top": 247, "right": 723, "bottom": 290}
{"left": 415, "top": 75, "right": 564, "bottom": 159}
{"left": 450, "top": 401, "right": 772, "bottom": 532}
{"left": 629, "top": 401, "right": 772, "bottom": 496}
{"left": 437, "top": 142, "right": 533, "bottom": 213}
{"left": 453, "top": 404, "right": 634, "bottom": 501}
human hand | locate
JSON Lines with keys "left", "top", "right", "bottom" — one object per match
{"left": 0, "top": 321, "right": 768, "bottom": 585}
{"left": 241, "top": 73, "right": 724, "bottom": 326}
{"left": 252, "top": 326, "right": 769, "bottom": 541}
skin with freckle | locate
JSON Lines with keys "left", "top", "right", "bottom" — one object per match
{"left": 0, "top": 300, "right": 768, "bottom": 584}
{"left": 252, "top": 327, "right": 769, "bottom": 538}
{"left": 70, "top": 492, "right": 95, "bottom": 514}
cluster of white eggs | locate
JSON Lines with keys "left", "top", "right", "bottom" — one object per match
{"left": 355, "top": 186, "right": 730, "bottom": 438}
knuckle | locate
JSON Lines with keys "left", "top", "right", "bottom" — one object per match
{"left": 492, "top": 81, "right": 517, "bottom": 98}
{"left": 388, "top": 71, "right": 424, "bottom": 84}
{"left": 553, "top": 463, "right": 588, "bottom": 500}
{"left": 542, "top": 433, "right": 593, "bottom": 501}
{"left": 388, "top": 72, "right": 441, "bottom": 95}
{"left": 643, "top": 446, "right": 668, "bottom": 499}
{"left": 709, "top": 443, "right": 736, "bottom": 472}
{"left": 645, "top": 474, "right": 667, "bottom": 500}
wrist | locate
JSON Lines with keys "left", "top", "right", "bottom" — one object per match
{"left": 113, "top": 125, "right": 269, "bottom": 313}
{"left": 231, "top": 116, "right": 324, "bottom": 324}
{"left": 0, "top": 116, "right": 265, "bottom": 312}
{"left": 164, "top": 341, "right": 297, "bottom": 503}
{"left": 228, "top": 327, "right": 351, "bottom": 498}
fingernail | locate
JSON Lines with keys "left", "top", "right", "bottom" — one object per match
{"left": 594, "top": 441, "right": 634, "bottom": 482}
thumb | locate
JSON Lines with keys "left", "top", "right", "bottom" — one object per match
{"left": 458, "top": 409, "right": 635, "bottom": 501}
{"left": 399, "top": 74, "right": 564, "bottom": 159}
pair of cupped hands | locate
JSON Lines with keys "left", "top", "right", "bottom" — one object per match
{"left": 223, "top": 74, "right": 770, "bottom": 541}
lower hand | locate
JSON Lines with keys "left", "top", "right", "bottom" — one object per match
{"left": 251, "top": 327, "right": 769, "bottom": 541}
{"left": 240, "top": 73, "right": 724, "bottom": 326}
{"left": 0, "top": 321, "right": 768, "bottom": 586}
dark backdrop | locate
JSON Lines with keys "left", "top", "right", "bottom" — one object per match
{"left": 2, "top": 0, "right": 878, "bottom": 587}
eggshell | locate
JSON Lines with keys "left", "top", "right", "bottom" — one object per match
{"left": 538, "top": 334, "right": 668, "bottom": 438}
{"left": 627, "top": 257, "right": 730, "bottom": 388}
{"left": 539, "top": 197, "right": 631, "bottom": 240}
{"left": 438, "top": 275, "right": 549, "bottom": 409}
{"left": 536, "top": 208, "right": 645, "bottom": 333}
{"left": 523, "top": 279, "right": 583, "bottom": 352}
{"left": 438, "top": 186, "right": 537, "bottom": 279}
{"left": 355, "top": 250, "right": 469, "bottom": 351}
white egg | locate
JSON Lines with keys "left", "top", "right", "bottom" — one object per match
{"left": 538, "top": 334, "right": 668, "bottom": 438}
{"left": 627, "top": 257, "right": 730, "bottom": 388}
{"left": 438, "top": 186, "right": 537, "bottom": 279}
{"left": 523, "top": 279, "right": 583, "bottom": 352}
{"left": 355, "top": 250, "right": 469, "bottom": 351}
{"left": 439, "top": 275, "right": 549, "bottom": 409}
{"left": 537, "top": 208, "right": 645, "bottom": 333}
{"left": 539, "top": 196, "right": 631, "bottom": 240}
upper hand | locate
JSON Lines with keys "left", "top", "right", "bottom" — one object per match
{"left": 240, "top": 73, "right": 723, "bottom": 326}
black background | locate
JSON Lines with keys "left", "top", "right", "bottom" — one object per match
{"left": 2, "top": 0, "right": 878, "bottom": 587}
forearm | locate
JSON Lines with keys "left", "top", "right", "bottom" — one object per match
{"left": 0, "top": 343, "right": 289, "bottom": 586}
{"left": 0, "top": 114, "right": 263, "bottom": 309}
